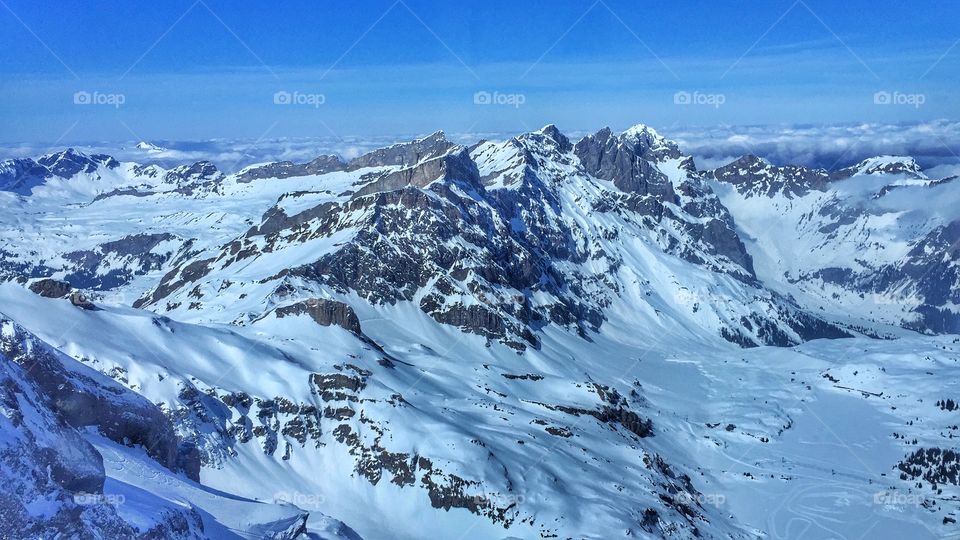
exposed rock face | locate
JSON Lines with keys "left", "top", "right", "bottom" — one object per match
{"left": 70, "top": 291, "right": 97, "bottom": 310}
{"left": 122, "top": 311, "right": 703, "bottom": 537}
{"left": 134, "top": 257, "right": 215, "bottom": 309}
{"left": 88, "top": 161, "right": 224, "bottom": 201}
{"left": 0, "top": 317, "right": 204, "bottom": 538}
{"left": 709, "top": 152, "right": 958, "bottom": 336}
{"left": 575, "top": 125, "right": 679, "bottom": 199}
{"left": 706, "top": 154, "right": 833, "bottom": 197}
{"left": 136, "top": 124, "right": 849, "bottom": 348}
{"left": 237, "top": 155, "right": 346, "bottom": 183}
{"left": 162, "top": 161, "right": 224, "bottom": 196}
{"left": 0, "top": 350, "right": 137, "bottom": 538}
{"left": 0, "top": 318, "right": 200, "bottom": 480}
{"left": 62, "top": 233, "right": 185, "bottom": 290}
{"left": 575, "top": 125, "right": 756, "bottom": 279}
{"left": 258, "top": 513, "right": 309, "bottom": 540}
{"left": 894, "top": 220, "right": 960, "bottom": 334}
{"left": 37, "top": 149, "right": 119, "bottom": 178}
{"left": 346, "top": 130, "right": 454, "bottom": 170}
{"left": 531, "top": 382, "right": 655, "bottom": 438}
{"left": 797, "top": 220, "right": 960, "bottom": 332}
{"left": 275, "top": 298, "right": 362, "bottom": 333}
{"left": 0, "top": 149, "right": 117, "bottom": 195}
{"left": 272, "top": 129, "right": 608, "bottom": 349}
{"left": 235, "top": 131, "right": 455, "bottom": 184}
{"left": 164, "top": 161, "right": 220, "bottom": 185}
{"left": 351, "top": 146, "right": 480, "bottom": 198}
{"left": 2, "top": 122, "right": 959, "bottom": 538}
{"left": 29, "top": 277, "right": 72, "bottom": 298}
{"left": 836, "top": 155, "right": 926, "bottom": 179}
{"left": 0, "top": 158, "right": 52, "bottom": 195}
{"left": 4, "top": 232, "right": 190, "bottom": 294}
{"left": 708, "top": 155, "right": 925, "bottom": 198}
{"left": 171, "top": 382, "right": 327, "bottom": 467}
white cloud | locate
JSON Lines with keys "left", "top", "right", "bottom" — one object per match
{"left": 668, "top": 120, "right": 960, "bottom": 173}
{"left": 2, "top": 121, "right": 958, "bottom": 178}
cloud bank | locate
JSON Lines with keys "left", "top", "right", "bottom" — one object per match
{"left": 1, "top": 121, "right": 958, "bottom": 179}
{"left": 669, "top": 120, "right": 960, "bottom": 173}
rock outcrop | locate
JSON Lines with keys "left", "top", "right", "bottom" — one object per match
{"left": 0, "top": 316, "right": 204, "bottom": 538}
{"left": 29, "top": 277, "right": 72, "bottom": 298}
{"left": 0, "top": 317, "right": 200, "bottom": 480}
{"left": 275, "top": 298, "right": 362, "bottom": 333}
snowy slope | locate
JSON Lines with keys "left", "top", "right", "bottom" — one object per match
{"left": 0, "top": 123, "right": 958, "bottom": 539}
{"left": 0, "top": 307, "right": 339, "bottom": 539}
{"left": 2, "top": 277, "right": 958, "bottom": 538}
{"left": 708, "top": 155, "right": 960, "bottom": 334}
{"left": 130, "top": 125, "right": 847, "bottom": 350}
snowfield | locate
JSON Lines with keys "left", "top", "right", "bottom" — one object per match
{"left": 0, "top": 124, "right": 957, "bottom": 539}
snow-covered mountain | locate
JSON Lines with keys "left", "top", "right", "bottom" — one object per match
{"left": 707, "top": 154, "right": 960, "bottom": 335}
{"left": 0, "top": 123, "right": 957, "bottom": 539}
{"left": 0, "top": 308, "right": 350, "bottom": 539}
{"left": 134, "top": 141, "right": 168, "bottom": 154}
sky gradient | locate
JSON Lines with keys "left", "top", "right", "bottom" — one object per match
{"left": 1, "top": 0, "right": 958, "bottom": 144}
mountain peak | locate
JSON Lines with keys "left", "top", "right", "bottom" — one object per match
{"left": 732, "top": 154, "right": 769, "bottom": 166}
{"left": 348, "top": 131, "right": 455, "bottom": 170}
{"left": 709, "top": 154, "right": 832, "bottom": 197}
{"left": 135, "top": 141, "right": 167, "bottom": 153}
{"left": 36, "top": 148, "right": 112, "bottom": 179}
{"left": 416, "top": 130, "right": 447, "bottom": 143}
{"left": 534, "top": 124, "right": 571, "bottom": 151}
{"left": 163, "top": 160, "right": 222, "bottom": 187}
{"left": 848, "top": 155, "right": 925, "bottom": 178}
{"left": 40, "top": 147, "right": 85, "bottom": 161}
{"left": 621, "top": 123, "right": 661, "bottom": 139}
{"left": 538, "top": 123, "right": 560, "bottom": 134}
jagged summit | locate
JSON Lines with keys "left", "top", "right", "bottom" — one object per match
{"left": 707, "top": 154, "right": 832, "bottom": 197}
{"left": 164, "top": 160, "right": 221, "bottom": 183}
{"left": 38, "top": 147, "right": 118, "bottom": 173}
{"left": 727, "top": 154, "right": 771, "bottom": 167}
{"left": 574, "top": 126, "right": 683, "bottom": 196}
{"left": 843, "top": 155, "right": 926, "bottom": 178}
{"left": 40, "top": 146, "right": 85, "bottom": 159}
{"left": 135, "top": 141, "right": 167, "bottom": 153}
{"left": 0, "top": 148, "right": 119, "bottom": 195}
{"left": 707, "top": 152, "right": 934, "bottom": 199}
{"left": 347, "top": 129, "right": 455, "bottom": 170}
{"left": 521, "top": 124, "right": 571, "bottom": 152}
{"left": 537, "top": 123, "right": 563, "bottom": 140}
{"left": 621, "top": 122, "right": 661, "bottom": 138}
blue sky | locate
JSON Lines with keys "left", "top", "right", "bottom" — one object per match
{"left": 1, "top": 0, "right": 958, "bottom": 143}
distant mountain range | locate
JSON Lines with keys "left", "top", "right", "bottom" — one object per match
{"left": 1, "top": 123, "right": 957, "bottom": 539}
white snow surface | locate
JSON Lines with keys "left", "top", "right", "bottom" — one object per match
{"left": 1, "top": 277, "right": 958, "bottom": 539}
{"left": 0, "top": 131, "right": 958, "bottom": 539}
